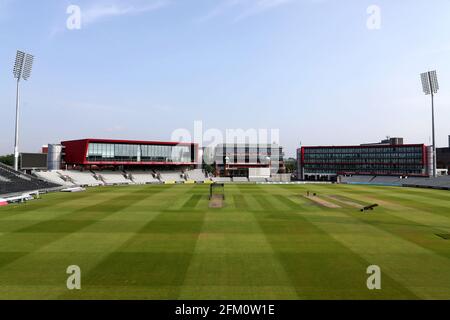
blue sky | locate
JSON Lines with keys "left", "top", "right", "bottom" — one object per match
{"left": 0, "top": 0, "right": 449, "bottom": 157}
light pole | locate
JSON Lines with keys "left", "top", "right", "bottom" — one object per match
{"left": 420, "top": 70, "right": 439, "bottom": 178}
{"left": 12, "top": 50, "right": 34, "bottom": 171}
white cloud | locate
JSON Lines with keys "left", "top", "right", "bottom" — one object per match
{"left": 49, "top": 0, "right": 170, "bottom": 38}
{"left": 236, "top": 0, "right": 295, "bottom": 21}
{"left": 195, "top": 0, "right": 241, "bottom": 23}
{"left": 82, "top": 0, "right": 170, "bottom": 26}
{"left": 198, "top": 0, "right": 296, "bottom": 23}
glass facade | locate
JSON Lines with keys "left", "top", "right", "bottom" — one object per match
{"left": 214, "top": 144, "right": 285, "bottom": 177}
{"left": 215, "top": 144, "right": 284, "bottom": 164}
{"left": 86, "top": 143, "right": 192, "bottom": 163}
{"left": 302, "top": 145, "right": 426, "bottom": 176}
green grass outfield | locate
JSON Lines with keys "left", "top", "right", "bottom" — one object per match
{"left": 0, "top": 183, "right": 449, "bottom": 299}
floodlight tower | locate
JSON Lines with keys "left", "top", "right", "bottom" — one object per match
{"left": 420, "top": 70, "right": 439, "bottom": 178}
{"left": 12, "top": 50, "right": 34, "bottom": 171}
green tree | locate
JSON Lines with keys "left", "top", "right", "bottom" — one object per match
{"left": 203, "top": 163, "right": 215, "bottom": 175}
{"left": 284, "top": 158, "right": 297, "bottom": 174}
{"left": 0, "top": 154, "right": 14, "bottom": 166}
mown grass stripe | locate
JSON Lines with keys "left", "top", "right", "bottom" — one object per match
{"left": 73, "top": 215, "right": 207, "bottom": 299}
{"left": 233, "top": 194, "right": 249, "bottom": 210}
{"left": 179, "top": 204, "right": 298, "bottom": 299}
{"left": 181, "top": 194, "right": 202, "bottom": 210}
{"left": 252, "top": 209, "right": 418, "bottom": 299}
{"left": 297, "top": 208, "right": 450, "bottom": 299}
{"left": 0, "top": 188, "right": 114, "bottom": 220}
{"left": 0, "top": 187, "right": 171, "bottom": 273}
{"left": 273, "top": 194, "right": 302, "bottom": 210}
{"left": 0, "top": 183, "right": 449, "bottom": 299}
{"left": 252, "top": 194, "right": 276, "bottom": 211}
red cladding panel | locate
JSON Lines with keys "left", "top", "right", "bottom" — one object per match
{"left": 61, "top": 139, "right": 89, "bottom": 165}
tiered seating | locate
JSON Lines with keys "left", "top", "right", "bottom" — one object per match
{"left": 339, "top": 174, "right": 450, "bottom": 190}
{"left": 402, "top": 175, "right": 450, "bottom": 189}
{"left": 129, "top": 171, "right": 160, "bottom": 184}
{"left": 34, "top": 171, "right": 75, "bottom": 187}
{"left": 0, "top": 163, "right": 61, "bottom": 195}
{"left": 438, "top": 175, "right": 450, "bottom": 189}
{"left": 232, "top": 177, "right": 249, "bottom": 183}
{"left": 249, "top": 177, "right": 267, "bottom": 182}
{"left": 437, "top": 176, "right": 450, "bottom": 189}
{"left": 211, "top": 177, "right": 232, "bottom": 183}
{"left": 158, "top": 171, "right": 185, "bottom": 183}
{"left": 58, "top": 170, "right": 103, "bottom": 187}
{"left": 271, "top": 174, "right": 291, "bottom": 182}
{"left": 96, "top": 171, "right": 132, "bottom": 185}
{"left": 185, "top": 169, "right": 207, "bottom": 182}
{"left": 401, "top": 177, "right": 430, "bottom": 186}
{"left": 370, "top": 176, "right": 402, "bottom": 186}
{"left": 340, "top": 175, "right": 375, "bottom": 184}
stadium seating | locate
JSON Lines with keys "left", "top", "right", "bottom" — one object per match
{"left": 370, "top": 176, "right": 402, "bottom": 184}
{"left": 95, "top": 171, "right": 132, "bottom": 185}
{"left": 249, "top": 177, "right": 267, "bottom": 182}
{"left": 402, "top": 175, "right": 450, "bottom": 190}
{"left": 34, "top": 171, "right": 75, "bottom": 187}
{"left": 232, "top": 177, "right": 249, "bottom": 183}
{"left": 340, "top": 174, "right": 450, "bottom": 190}
{"left": 0, "top": 163, "right": 61, "bottom": 195}
{"left": 400, "top": 177, "right": 429, "bottom": 185}
{"left": 158, "top": 171, "right": 185, "bottom": 183}
{"left": 271, "top": 174, "right": 291, "bottom": 182}
{"left": 340, "top": 175, "right": 405, "bottom": 186}
{"left": 367, "top": 176, "right": 403, "bottom": 186}
{"left": 128, "top": 171, "right": 161, "bottom": 184}
{"left": 185, "top": 169, "right": 207, "bottom": 182}
{"left": 57, "top": 170, "right": 103, "bottom": 187}
{"left": 339, "top": 175, "right": 374, "bottom": 184}
{"left": 211, "top": 177, "right": 232, "bottom": 183}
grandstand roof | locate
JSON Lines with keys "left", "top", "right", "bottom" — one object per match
{"left": 299, "top": 143, "right": 426, "bottom": 150}
{"left": 61, "top": 138, "right": 196, "bottom": 146}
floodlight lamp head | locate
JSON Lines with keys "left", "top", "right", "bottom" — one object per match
{"left": 13, "top": 51, "right": 25, "bottom": 80}
{"left": 13, "top": 50, "right": 34, "bottom": 81}
{"left": 429, "top": 70, "right": 439, "bottom": 94}
{"left": 22, "top": 53, "right": 34, "bottom": 80}
{"left": 421, "top": 72, "right": 431, "bottom": 95}
{"left": 421, "top": 70, "right": 439, "bottom": 95}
